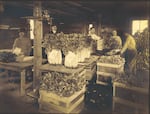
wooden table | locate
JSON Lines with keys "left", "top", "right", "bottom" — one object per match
{"left": 0, "top": 61, "right": 33, "bottom": 96}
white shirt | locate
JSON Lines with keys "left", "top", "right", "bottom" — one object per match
{"left": 90, "top": 34, "right": 101, "bottom": 40}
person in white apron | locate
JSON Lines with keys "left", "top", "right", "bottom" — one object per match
{"left": 88, "top": 27, "right": 101, "bottom": 54}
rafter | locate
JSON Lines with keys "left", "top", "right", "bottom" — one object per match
{"left": 64, "top": 1, "right": 94, "bottom": 12}
{"left": 47, "top": 8, "right": 76, "bottom": 17}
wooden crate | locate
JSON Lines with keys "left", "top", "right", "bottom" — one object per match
{"left": 113, "top": 82, "right": 149, "bottom": 114}
{"left": 78, "top": 55, "right": 99, "bottom": 80}
{"left": 96, "top": 71, "right": 115, "bottom": 85}
{"left": 38, "top": 86, "right": 86, "bottom": 113}
{"left": 97, "top": 62, "right": 124, "bottom": 75}
{"left": 39, "top": 101, "right": 84, "bottom": 114}
{"left": 85, "top": 62, "right": 97, "bottom": 80}
{"left": 113, "top": 100, "right": 148, "bottom": 114}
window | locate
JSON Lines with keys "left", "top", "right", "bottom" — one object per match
{"left": 132, "top": 20, "right": 148, "bottom": 35}
{"left": 29, "top": 19, "right": 34, "bottom": 39}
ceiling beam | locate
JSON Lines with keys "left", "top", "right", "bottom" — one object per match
{"left": 47, "top": 8, "right": 76, "bottom": 17}
{"left": 3, "top": 1, "right": 33, "bottom": 10}
{"left": 64, "top": 1, "right": 95, "bottom": 12}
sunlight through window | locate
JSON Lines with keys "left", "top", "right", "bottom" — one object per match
{"left": 132, "top": 20, "right": 148, "bottom": 35}
{"left": 29, "top": 19, "right": 34, "bottom": 39}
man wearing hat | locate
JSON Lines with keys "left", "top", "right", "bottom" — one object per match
{"left": 13, "top": 28, "right": 32, "bottom": 56}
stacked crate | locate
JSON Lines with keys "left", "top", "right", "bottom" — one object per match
{"left": 39, "top": 86, "right": 85, "bottom": 113}
{"left": 113, "top": 81, "right": 149, "bottom": 114}
{"left": 38, "top": 64, "right": 86, "bottom": 113}
{"left": 78, "top": 55, "right": 99, "bottom": 80}
{"left": 96, "top": 56, "right": 124, "bottom": 85}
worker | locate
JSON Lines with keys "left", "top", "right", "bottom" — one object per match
{"left": 120, "top": 32, "right": 137, "bottom": 74}
{"left": 88, "top": 27, "right": 101, "bottom": 54}
{"left": 50, "top": 25, "right": 57, "bottom": 34}
{"left": 13, "top": 28, "right": 32, "bottom": 56}
{"left": 88, "top": 27, "right": 100, "bottom": 40}
{"left": 110, "top": 30, "right": 122, "bottom": 49}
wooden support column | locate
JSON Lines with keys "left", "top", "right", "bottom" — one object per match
{"left": 97, "top": 14, "right": 102, "bottom": 36}
{"left": 83, "top": 22, "right": 88, "bottom": 35}
{"left": 20, "top": 69, "right": 26, "bottom": 96}
{"left": 33, "top": 1, "right": 43, "bottom": 89}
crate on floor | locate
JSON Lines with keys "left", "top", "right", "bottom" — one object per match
{"left": 113, "top": 81, "right": 149, "bottom": 114}
{"left": 38, "top": 86, "right": 86, "bottom": 114}
{"left": 113, "top": 101, "right": 147, "bottom": 114}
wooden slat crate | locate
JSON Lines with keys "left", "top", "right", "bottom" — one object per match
{"left": 113, "top": 99, "right": 147, "bottom": 114}
{"left": 39, "top": 63, "right": 87, "bottom": 113}
{"left": 97, "top": 62, "right": 124, "bottom": 75}
{"left": 113, "top": 82, "right": 149, "bottom": 114}
{"left": 85, "top": 62, "right": 97, "bottom": 80}
{"left": 78, "top": 55, "right": 99, "bottom": 80}
{"left": 38, "top": 86, "right": 86, "bottom": 113}
{"left": 96, "top": 71, "right": 114, "bottom": 85}
{"left": 39, "top": 101, "right": 84, "bottom": 114}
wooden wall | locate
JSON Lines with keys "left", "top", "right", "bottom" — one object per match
{"left": 0, "top": 17, "right": 28, "bottom": 49}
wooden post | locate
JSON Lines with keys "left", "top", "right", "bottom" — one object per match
{"left": 97, "top": 14, "right": 102, "bottom": 36}
{"left": 83, "top": 22, "right": 87, "bottom": 35}
{"left": 20, "top": 69, "right": 26, "bottom": 96}
{"left": 33, "top": 1, "right": 43, "bottom": 89}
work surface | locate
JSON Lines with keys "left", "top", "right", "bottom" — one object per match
{"left": 0, "top": 62, "right": 33, "bottom": 71}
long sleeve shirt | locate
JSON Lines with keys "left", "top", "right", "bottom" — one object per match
{"left": 121, "top": 35, "right": 136, "bottom": 54}
{"left": 90, "top": 34, "right": 101, "bottom": 40}
{"left": 13, "top": 37, "right": 32, "bottom": 56}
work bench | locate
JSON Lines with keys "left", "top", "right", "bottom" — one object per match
{"left": 0, "top": 61, "right": 33, "bottom": 96}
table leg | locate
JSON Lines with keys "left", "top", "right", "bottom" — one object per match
{"left": 20, "top": 69, "right": 26, "bottom": 96}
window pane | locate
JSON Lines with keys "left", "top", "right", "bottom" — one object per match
{"left": 30, "top": 19, "right": 34, "bottom": 39}
{"left": 132, "top": 20, "right": 148, "bottom": 35}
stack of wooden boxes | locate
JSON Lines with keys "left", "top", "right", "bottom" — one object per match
{"left": 96, "top": 56, "right": 124, "bottom": 85}
{"left": 78, "top": 55, "right": 99, "bottom": 81}
{"left": 38, "top": 64, "right": 86, "bottom": 113}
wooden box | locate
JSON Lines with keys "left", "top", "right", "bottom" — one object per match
{"left": 38, "top": 86, "right": 86, "bottom": 113}
{"left": 113, "top": 82, "right": 149, "bottom": 114}
{"left": 85, "top": 61, "right": 97, "bottom": 80}
{"left": 113, "top": 101, "right": 148, "bottom": 114}
{"left": 97, "top": 62, "right": 124, "bottom": 75}
{"left": 96, "top": 71, "right": 114, "bottom": 85}
{"left": 78, "top": 55, "right": 99, "bottom": 80}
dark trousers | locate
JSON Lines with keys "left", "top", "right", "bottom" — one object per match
{"left": 124, "top": 49, "right": 137, "bottom": 73}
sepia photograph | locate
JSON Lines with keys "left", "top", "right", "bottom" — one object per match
{"left": 0, "top": 0, "right": 149, "bottom": 114}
